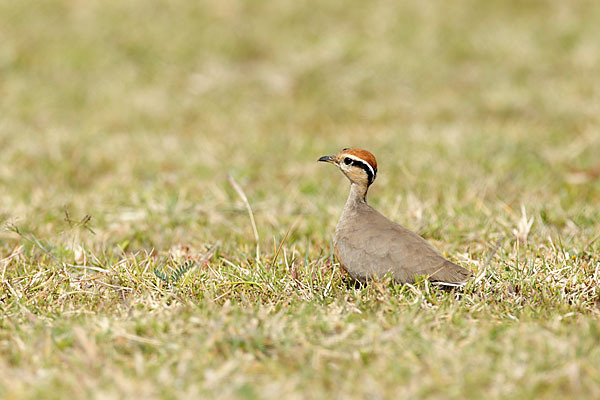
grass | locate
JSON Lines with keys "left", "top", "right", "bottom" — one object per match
{"left": 1, "top": 0, "right": 600, "bottom": 398}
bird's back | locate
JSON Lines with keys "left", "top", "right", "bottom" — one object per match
{"left": 334, "top": 202, "right": 471, "bottom": 284}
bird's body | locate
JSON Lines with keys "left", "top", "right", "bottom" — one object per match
{"left": 319, "top": 148, "right": 471, "bottom": 285}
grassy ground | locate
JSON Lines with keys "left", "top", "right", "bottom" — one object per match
{"left": 2, "top": 0, "right": 600, "bottom": 398}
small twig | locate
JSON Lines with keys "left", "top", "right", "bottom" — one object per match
{"left": 215, "top": 281, "right": 263, "bottom": 288}
{"left": 114, "top": 333, "right": 163, "bottom": 346}
{"left": 198, "top": 244, "right": 218, "bottom": 265}
{"left": 227, "top": 174, "right": 260, "bottom": 261}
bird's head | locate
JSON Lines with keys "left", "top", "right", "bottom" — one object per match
{"left": 318, "top": 148, "right": 378, "bottom": 186}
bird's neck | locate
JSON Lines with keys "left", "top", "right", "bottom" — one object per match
{"left": 346, "top": 183, "right": 369, "bottom": 206}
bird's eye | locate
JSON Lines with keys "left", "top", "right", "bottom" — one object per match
{"left": 344, "top": 157, "right": 352, "bottom": 165}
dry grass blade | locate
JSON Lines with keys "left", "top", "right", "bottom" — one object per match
{"left": 271, "top": 217, "right": 302, "bottom": 269}
{"left": 227, "top": 174, "right": 260, "bottom": 262}
{"left": 473, "top": 238, "right": 503, "bottom": 287}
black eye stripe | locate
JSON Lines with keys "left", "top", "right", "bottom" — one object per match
{"left": 345, "top": 158, "right": 376, "bottom": 184}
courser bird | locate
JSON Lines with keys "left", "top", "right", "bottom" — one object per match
{"left": 318, "top": 148, "right": 471, "bottom": 285}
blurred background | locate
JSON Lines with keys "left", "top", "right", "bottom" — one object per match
{"left": 1, "top": 0, "right": 599, "bottom": 253}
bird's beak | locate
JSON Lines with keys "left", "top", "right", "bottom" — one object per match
{"left": 318, "top": 155, "right": 335, "bottom": 163}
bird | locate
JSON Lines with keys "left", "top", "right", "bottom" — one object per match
{"left": 318, "top": 148, "right": 471, "bottom": 286}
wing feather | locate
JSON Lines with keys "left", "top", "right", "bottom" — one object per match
{"left": 334, "top": 205, "right": 471, "bottom": 284}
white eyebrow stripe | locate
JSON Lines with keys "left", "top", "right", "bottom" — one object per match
{"left": 344, "top": 155, "right": 376, "bottom": 177}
